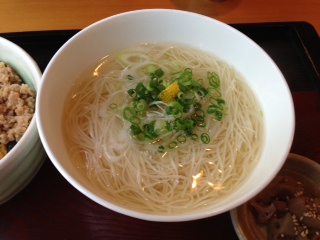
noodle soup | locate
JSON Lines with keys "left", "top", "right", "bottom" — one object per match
{"left": 63, "top": 43, "right": 264, "bottom": 215}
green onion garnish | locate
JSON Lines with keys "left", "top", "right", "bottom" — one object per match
{"left": 177, "top": 134, "right": 186, "bottom": 143}
{"left": 168, "top": 141, "right": 178, "bottom": 149}
{"left": 127, "top": 75, "right": 134, "bottom": 80}
{"left": 201, "top": 133, "right": 210, "bottom": 144}
{"left": 123, "top": 107, "right": 136, "bottom": 120}
{"left": 109, "top": 103, "right": 117, "bottom": 109}
{"left": 158, "top": 145, "right": 165, "bottom": 153}
{"left": 121, "top": 67, "right": 226, "bottom": 152}
{"left": 208, "top": 72, "right": 220, "bottom": 88}
{"left": 129, "top": 116, "right": 141, "bottom": 125}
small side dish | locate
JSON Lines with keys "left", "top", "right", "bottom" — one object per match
{"left": 0, "top": 35, "right": 44, "bottom": 205}
{"left": 250, "top": 175, "right": 320, "bottom": 239}
{"left": 0, "top": 62, "right": 36, "bottom": 159}
{"left": 231, "top": 153, "right": 320, "bottom": 240}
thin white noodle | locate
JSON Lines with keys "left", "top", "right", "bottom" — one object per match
{"left": 63, "top": 43, "right": 264, "bottom": 215}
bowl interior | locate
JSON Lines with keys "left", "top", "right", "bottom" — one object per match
{"left": 37, "top": 9, "right": 295, "bottom": 221}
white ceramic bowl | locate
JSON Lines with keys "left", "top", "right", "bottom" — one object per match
{"left": 0, "top": 37, "right": 46, "bottom": 204}
{"left": 36, "top": 9, "right": 295, "bottom": 221}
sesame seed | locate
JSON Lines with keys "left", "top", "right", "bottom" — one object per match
{"left": 304, "top": 211, "right": 312, "bottom": 217}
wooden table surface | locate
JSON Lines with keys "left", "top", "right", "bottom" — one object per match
{"left": 1, "top": 1, "right": 320, "bottom": 240}
{"left": 1, "top": 0, "right": 320, "bottom": 35}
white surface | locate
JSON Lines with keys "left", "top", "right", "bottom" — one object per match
{"left": 37, "top": 9, "right": 295, "bottom": 221}
{"left": 0, "top": 37, "right": 46, "bottom": 204}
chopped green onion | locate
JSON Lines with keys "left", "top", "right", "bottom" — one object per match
{"left": 166, "top": 122, "right": 174, "bottom": 131}
{"left": 214, "top": 111, "right": 223, "bottom": 121}
{"left": 143, "top": 122, "right": 154, "bottom": 132}
{"left": 127, "top": 89, "right": 136, "bottom": 97}
{"left": 168, "top": 141, "right": 178, "bottom": 149}
{"left": 184, "top": 119, "right": 194, "bottom": 128}
{"left": 183, "top": 97, "right": 194, "bottom": 105}
{"left": 123, "top": 107, "right": 136, "bottom": 120}
{"left": 177, "top": 134, "right": 186, "bottom": 143}
{"left": 201, "top": 133, "right": 210, "bottom": 144}
{"left": 109, "top": 103, "right": 117, "bottom": 109}
{"left": 173, "top": 110, "right": 182, "bottom": 119}
{"left": 165, "top": 106, "right": 174, "bottom": 115}
{"left": 121, "top": 67, "right": 226, "bottom": 152}
{"left": 207, "top": 98, "right": 225, "bottom": 121}
{"left": 184, "top": 128, "right": 193, "bottom": 136}
{"left": 191, "top": 134, "right": 198, "bottom": 141}
{"left": 144, "top": 131, "right": 158, "bottom": 140}
{"left": 207, "top": 104, "right": 219, "bottom": 114}
{"left": 208, "top": 72, "right": 220, "bottom": 88}
{"left": 194, "top": 102, "right": 202, "bottom": 110}
{"left": 182, "top": 104, "right": 191, "bottom": 113}
{"left": 136, "top": 132, "right": 145, "bottom": 141}
{"left": 150, "top": 77, "right": 159, "bottom": 88}
{"left": 154, "top": 119, "right": 168, "bottom": 136}
{"left": 166, "top": 101, "right": 183, "bottom": 118}
{"left": 127, "top": 75, "right": 134, "bottom": 80}
{"left": 158, "top": 145, "right": 165, "bottom": 153}
{"left": 196, "top": 88, "right": 208, "bottom": 97}
{"left": 136, "top": 99, "right": 147, "bottom": 111}
{"left": 135, "top": 82, "right": 147, "bottom": 96}
{"left": 129, "top": 116, "right": 141, "bottom": 124}
{"left": 175, "top": 118, "right": 186, "bottom": 130}
{"left": 177, "top": 92, "right": 185, "bottom": 99}
{"left": 196, "top": 119, "right": 206, "bottom": 127}
{"left": 130, "top": 124, "right": 141, "bottom": 135}
{"left": 154, "top": 68, "right": 164, "bottom": 78}
{"left": 146, "top": 82, "right": 154, "bottom": 92}
{"left": 195, "top": 109, "right": 205, "bottom": 117}
{"left": 146, "top": 64, "right": 157, "bottom": 74}
{"left": 217, "top": 99, "right": 225, "bottom": 105}
{"left": 208, "top": 87, "right": 221, "bottom": 99}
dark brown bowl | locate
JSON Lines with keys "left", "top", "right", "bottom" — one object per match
{"left": 230, "top": 153, "right": 320, "bottom": 240}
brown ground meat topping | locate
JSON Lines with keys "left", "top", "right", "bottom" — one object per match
{"left": 0, "top": 61, "right": 36, "bottom": 159}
